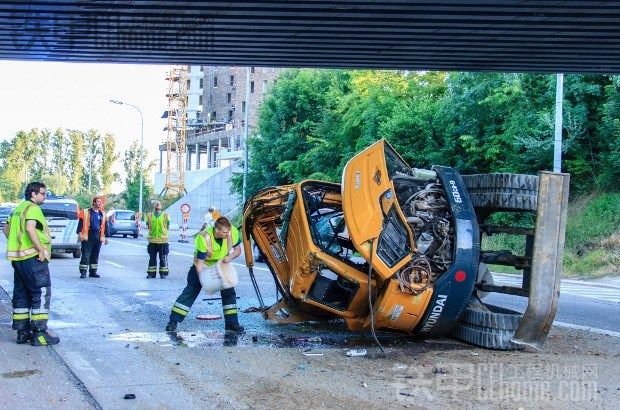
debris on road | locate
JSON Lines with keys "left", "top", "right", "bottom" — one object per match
{"left": 196, "top": 314, "right": 222, "bottom": 320}
{"left": 123, "top": 394, "right": 136, "bottom": 400}
{"left": 345, "top": 349, "right": 367, "bottom": 357}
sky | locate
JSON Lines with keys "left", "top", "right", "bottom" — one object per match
{"left": 0, "top": 60, "right": 169, "bottom": 192}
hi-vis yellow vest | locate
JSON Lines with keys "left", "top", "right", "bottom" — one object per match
{"left": 6, "top": 200, "right": 51, "bottom": 261}
{"left": 146, "top": 212, "right": 169, "bottom": 244}
{"left": 195, "top": 225, "right": 240, "bottom": 266}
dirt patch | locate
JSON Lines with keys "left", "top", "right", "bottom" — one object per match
{"left": 195, "top": 326, "right": 619, "bottom": 409}
{"left": 2, "top": 369, "right": 41, "bottom": 379}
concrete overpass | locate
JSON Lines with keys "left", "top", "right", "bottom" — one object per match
{"left": 1, "top": 1, "right": 619, "bottom": 73}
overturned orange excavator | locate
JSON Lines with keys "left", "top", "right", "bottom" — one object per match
{"left": 242, "top": 139, "right": 569, "bottom": 350}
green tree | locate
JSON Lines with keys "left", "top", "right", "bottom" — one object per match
{"left": 0, "top": 129, "right": 38, "bottom": 200}
{"left": 240, "top": 69, "right": 348, "bottom": 196}
{"left": 49, "top": 128, "right": 70, "bottom": 195}
{"left": 82, "top": 129, "right": 103, "bottom": 193}
{"left": 30, "top": 129, "right": 51, "bottom": 180}
{"left": 68, "top": 130, "right": 85, "bottom": 194}
{"left": 99, "top": 133, "right": 120, "bottom": 194}
{"left": 598, "top": 76, "right": 620, "bottom": 190}
{"left": 0, "top": 127, "right": 126, "bottom": 201}
{"left": 122, "top": 140, "right": 155, "bottom": 212}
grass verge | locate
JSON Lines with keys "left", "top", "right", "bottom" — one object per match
{"left": 481, "top": 192, "right": 620, "bottom": 278}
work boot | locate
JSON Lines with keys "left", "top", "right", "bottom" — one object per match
{"left": 31, "top": 330, "right": 60, "bottom": 346}
{"left": 146, "top": 274, "right": 156, "bottom": 279}
{"left": 224, "top": 323, "right": 245, "bottom": 333}
{"left": 165, "top": 321, "right": 177, "bottom": 332}
{"left": 160, "top": 274, "right": 168, "bottom": 279}
{"left": 16, "top": 330, "right": 32, "bottom": 344}
{"left": 80, "top": 273, "right": 86, "bottom": 278}
{"left": 89, "top": 273, "right": 100, "bottom": 278}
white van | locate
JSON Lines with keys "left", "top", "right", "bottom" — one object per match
{"left": 40, "top": 197, "right": 81, "bottom": 258}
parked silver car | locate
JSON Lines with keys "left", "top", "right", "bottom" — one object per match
{"left": 41, "top": 197, "right": 81, "bottom": 258}
{"left": 105, "top": 209, "right": 139, "bottom": 238}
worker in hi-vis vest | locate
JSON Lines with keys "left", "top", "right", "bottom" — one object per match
{"left": 200, "top": 205, "right": 221, "bottom": 231}
{"left": 77, "top": 196, "right": 108, "bottom": 278}
{"left": 166, "top": 216, "right": 244, "bottom": 334}
{"left": 145, "top": 200, "right": 170, "bottom": 278}
{"left": 3, "top": 181, "right": 60, "bottom": 346}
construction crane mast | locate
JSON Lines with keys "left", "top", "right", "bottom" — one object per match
{"left": 162, "top": 65, "right": 189, "bottom": 196}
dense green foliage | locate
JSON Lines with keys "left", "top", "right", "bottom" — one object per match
{"left": 242, "top": 70, "right": 619, "bottom": 197}
{"left": 122, "top": 140, "right": 156, "bottom": 213}
{"left": 0, "top": 128, "right": 154, "bottom": 213}
{"left": 0, "top": 128, "right": 120, "bottom": 204}
{"left": 235, "top": 69, "right": 619, "bottom": 276}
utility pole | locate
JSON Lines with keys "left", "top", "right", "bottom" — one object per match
{"left": 243, "top": 67, "right": 250, "bottom": 204}
{"left": 553, "top": 73, "right": 564, "bottom": 173}
{"left": 110, "top": 99, "right": 144, "bottom": 216}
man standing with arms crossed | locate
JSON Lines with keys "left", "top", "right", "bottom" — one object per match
{"left": 77, "top": 196, "right": 108, "bottom": 278}
{"left": 145, "top": 200, "right": 170, "bottom": 278}
{"left": 4, "top": 182, "right": 60, "bottom": 346}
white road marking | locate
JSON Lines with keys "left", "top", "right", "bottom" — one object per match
{"left": 493, "top": 273, "right": 620, "bottom": 303}
{"left": 106, "top": 260, "right": 125, "bottom": 268}
{"left": 554, "top": 321, "right": 620, "bottom": 338}
{"left": 108, "top": 238, "right": 271, "bottom": 272}
{"left": 63, "top": 351, "right": 102, "bottom": 378}
{"left": 108, "top": 239, "right": 145, "bottom": 248}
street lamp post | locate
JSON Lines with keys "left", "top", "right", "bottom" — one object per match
{"left": 67, "top": 129, "right": 93, "bottom": 194}
{"left": 110, "top": 99, "right": 144, "bottom": 217}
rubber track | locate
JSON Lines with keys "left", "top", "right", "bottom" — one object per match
{"left": 450, "top": 322, "right": 523, "bottom": 350}
{"left": 459, "top": 303, "right": 522, "bottom": 331}
{"left": 461, "top": 173, "right": 539, "bottom": 211}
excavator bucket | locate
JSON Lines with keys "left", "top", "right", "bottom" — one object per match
{"left": 512, "top": 171, "right": 570, "bottom": 350}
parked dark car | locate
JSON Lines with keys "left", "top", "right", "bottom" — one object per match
{"left": 105, "top": 209, "right": 139, "bottom": 238}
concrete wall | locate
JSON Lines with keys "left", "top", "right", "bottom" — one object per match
{"left": 154, "top": 167, "right": 223, "bottom": 194}
{"left": 164, "top": 164, "right": 241, "bottom": 229}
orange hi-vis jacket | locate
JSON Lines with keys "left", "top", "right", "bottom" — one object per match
{"left": 78, "top": 208, "right": 107, "bottom": 242}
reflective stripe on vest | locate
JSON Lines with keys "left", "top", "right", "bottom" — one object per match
{"left": 6, "top": 201, "right": 51, "bottom": 261}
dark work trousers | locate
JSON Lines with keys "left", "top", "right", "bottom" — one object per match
{"left": 79, "top": 231, "right": 103, "bottom": 276}
{"left": 12, "top": 257, "right": 52, "bottom": 332}
{"left": 147, "top": 243, "right": 169, "bottom": 277}
{"left": 169, "top": 265, "right": 239, "bottom": 327}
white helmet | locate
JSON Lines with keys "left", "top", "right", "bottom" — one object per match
{"left": 204, "top": 213, "right": 215, "bottom": 224}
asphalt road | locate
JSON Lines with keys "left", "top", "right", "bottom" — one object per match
{"left": 2, "top": 231, "right": 619, "bottom": 339}
{"left": 484, "top": 274, "right": 620, "bottom": 335}
{"left": 1, "top": 232, "right": 619, "bottom": 408}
